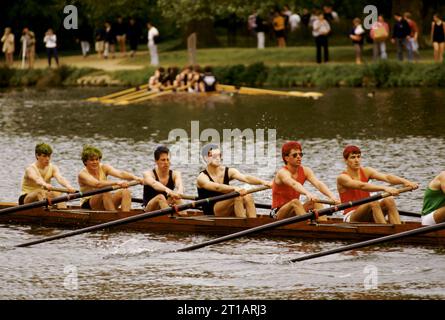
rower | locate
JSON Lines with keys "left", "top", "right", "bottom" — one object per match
{"left": 421, "top": 171, "right": 445, "bottom": 225}
{"left": 164, "top": 66, "right": 179, "bottom": 87}
{"left": 20, "top": 143, "right": 76, "bottom": 209}
{"left": 142, "top": 146, "right": 184, "bottom": 213}
{"left": 198, "top": 66, "right": 217, "bottom": 92}
{"left": 337, "top": 145, "right": 418, "bottom": 224}
{"left": 148, "top": 67, "right": 166, "bottom": 91}
{"left": 272, "top": 141, "right": 340, "bottom": 220}
{"left": 78, "top": 145, "right": 143, "bottom": 212}
{"left": 174, "top": 65, "right": 192, "bottom": 89}
{"left": 196, "top": 143, "right": 271, "bottom": 217}
{"left": 188, "top": 65, "right": 202, "bottom": 92}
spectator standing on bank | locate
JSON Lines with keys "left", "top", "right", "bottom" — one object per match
{"left": 273, "top": 11, "right": 286, "bottom": 48}
{"left": 350, "top": 18, "right": 365, "bottom": 64}
{"left": 312, "top": 12, "right": 330, "bottom": 63}
{"left": 431, "top": 14, "right": 445, "bottom": 63}
{"left": 114, "top": 16, "right": 127, "bottom": 56}
{"left": 127, "top": 18, "right": 140, "bottom": 58}
{"left": 370, "top": 15, "right": 389, "bottom": 60}
{"left": 404, "top": 12, "right": 420, "bottom": 61}
{"left": 255, "top": 13, "right": 267, "bottom": 49}
{"left": 247, "top": 10, "right": 258, "bottom": 37}
{"left": 391, "top": 13, "right": 412, "bottom": 61}
{"left": 20, "top": 27, "right": 36, "bottom": 68}
{"left": 147, "top": 21, "right": 159, "bottom": 66}
{"left": 2, "top": 27, "right": 15, "bottom": 67}
{"left": 43, "top": 28, "right": 59, "bottom": 67}
{"left": 104, "top": 21, "right": 116, "bottom": 59}
{"left": 95, "top": 25, "right": 105, "bottom": 58}
{"left": 289, "top": 10, "right": 301, "bottom": 32}
{"left": 77, "top": 23, "right": 92, "bottom": 58}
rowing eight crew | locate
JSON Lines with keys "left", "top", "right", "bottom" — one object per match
{"left": 148, "top": 65, "right": 217, "bottom": 93}
{"left": 19, "top": 142, "right": 445, "bottom": 226}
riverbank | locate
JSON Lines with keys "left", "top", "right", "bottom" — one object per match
{"left": 1, "top": 46, "right": 444, "bottom": 88}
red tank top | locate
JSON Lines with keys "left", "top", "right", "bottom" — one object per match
{"left": 272, "top": 166, "right": 306, "bottom": 208}
{"left": 339, "top": 167, "right": 370, "bottom": 214}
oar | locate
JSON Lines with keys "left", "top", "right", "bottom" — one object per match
{"left": 16, "top": 186, "right": 270, "bottom": 248}
{"left": 43, "top": 186, "right": 77, "bottom": 193}
{"left": 176, "top": 186, "right": 414, "bottom": 252}
{"left": 290, "top": 216, "right": 444, "bottom": 263}
{"left": 114, "top": 89, "right": 173, "bottom": 105}
{"left": 254, "top": 203, "right": 420, "bottom": 218}
{"left": 102, "top": 87, "right": 156, "bottom": 103}
{"left": 86, "top": 84, "right": 149, "bottom": 102}
{"left": 0, "top": 181, "right": 140, "bottom": 216}
{"left": 131, "top": 194, "right": 198, "bottom": 204}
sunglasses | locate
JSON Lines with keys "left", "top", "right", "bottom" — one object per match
{"left": 289, "top": 152, "right": 304, "bottom": 158}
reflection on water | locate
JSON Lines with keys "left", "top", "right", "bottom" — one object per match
{"left": 0, "top": 87, "right": 444, "bottom": 299}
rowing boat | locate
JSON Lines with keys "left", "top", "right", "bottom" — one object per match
{"left": 1, "top": 202, "right": 443, "bottom": 246}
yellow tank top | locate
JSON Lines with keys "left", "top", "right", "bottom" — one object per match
{"left": 78, "top": 165, "right": 107, "bottom": 204}
{"left": 21, "top": 163, "right": 54, "bottom": 195}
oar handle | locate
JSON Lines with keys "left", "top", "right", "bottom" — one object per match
{"left": 112, "top": 180, "right": 141, "bottom": 189}
{"left": 314, "top": 199, "right": 337, "bottom": 205}
{"left": 43, "top": 186, "right": 77, "bottom": 193}
{"left": 381, "top": 185, "right": 415, "bottom": 198}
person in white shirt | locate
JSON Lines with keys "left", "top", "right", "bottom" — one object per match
{"left": 312, "top": 13, "right": 331, "bottom": 63}
{"left": 147, "top": 22, "right": 159, "bottom": 66}
{"left": 350, "top": 18, "right": 365, "bottom": 64}
{"left": 43, "top": 28, "right": 59, "bottom": 67}
{"left": 289, "top": 13, "right": 301, "bottom": 32}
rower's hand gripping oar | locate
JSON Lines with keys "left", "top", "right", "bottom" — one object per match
{"left": 176, "top": 186, "right": 415, "bottom": 252}
{"left": 0, "top": 181, "right": 141, "bottom": 217}
{"left": 43, "top": 186, "right": 78, "bottom": 193}
{"left": 16, "top": 186, "right": 270, "bottom": 248}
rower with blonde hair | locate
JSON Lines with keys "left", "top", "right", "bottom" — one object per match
{"left": 77, "top": 145, "right": 143, "bottom": 212}
{"left": 20, "top": 143, "right": 76, "bottom": 208}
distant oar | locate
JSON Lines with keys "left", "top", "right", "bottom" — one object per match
{"left": 176, "top": 186, "right": 414, "bottom": 252}
{"left": 86, "top": 84, "right": 149, "bottom": 102}
{"left": 16, "top": 186, "right": 270, "bottom": 248}
{"left": 0, "top": 181, "right": 140, "bottom": 216}
{"left": 290, "top": 217, "right": 443, "bottom": 263}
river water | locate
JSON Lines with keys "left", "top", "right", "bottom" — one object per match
{"left": 0, "top": 87, "right": 444, "bottom": 300}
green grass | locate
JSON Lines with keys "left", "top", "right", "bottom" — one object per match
{"left": 121, "top": 46, "right": 437, "bottom": 68}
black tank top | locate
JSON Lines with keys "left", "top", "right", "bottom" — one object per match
{"left": 433, "top": 22, "right": 445, "bottom": 42}
{"left": 197, "top": 167, "right": 231, "bottom": 215}
{"left": 202, "top": 74, "right": 217, "bottom": 92}
{"left": 143, "top": 169, "right": 175, "bottom": 206}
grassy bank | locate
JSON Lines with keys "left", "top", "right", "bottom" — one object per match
{"left": 1, "top": 46, "right": 444, "bottom": 88}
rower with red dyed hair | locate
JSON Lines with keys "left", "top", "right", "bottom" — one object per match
{"left": 337, "top": 145, "right": 418, "bottom": 224}
{"left": 271, "top": 141, "right": 340, "bottom": 220}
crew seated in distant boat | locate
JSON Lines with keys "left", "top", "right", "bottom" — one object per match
{"left": 19, "top": 143, "right": 76, "bottom": 208}
{"left": 421, "top": 171, "right": 445, "bottom": 226}
{"left": 143, "top": 146, "right": 184, "bottom": 213}
{"left": 199, "top": 66, "right": 217, "bottom": 92}
{"left": 337, "top": 145, "right": 418, "bottom": 224}
{"left": 148, "top": 67, "right": 167, "bottom": 91}
{"left": 173, "top": 65, "right": 193, "bottom": 89}
{"left": 164, "top": 66, "right": 179, "bottom": 87}
{"left": 78, "top": 145, "right": 143, "bottom": 212}
{"left": 272, "top": 141, "right": 340, "bottom": 220}
{"left": 197, "top": 144, "right": 271, "bottom": 217}
{"left": 188, "top": 65, "right": 202, "bottom": 92}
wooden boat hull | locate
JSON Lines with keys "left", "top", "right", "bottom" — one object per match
{"left": 1, "top": 202, "right": 444, "bottom": 246}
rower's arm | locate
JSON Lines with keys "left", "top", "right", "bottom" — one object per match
{"left": 173, "top": 171, "right": 184, "bottom": 195}
{"left": 367, "top": 167, "right": 418, "bottom": 189}
{"left": 229, "top": 168, "right": 271, "bottom": 186}
{"left": 439, "top": 172, "right": 445, "bottom": 194}
{"left": 143, "top": 171, "right": 174, "bottom": 195}
{"left": 78, "top": 171, "right": 117, "bottom": 188}
{"left": 26, "top": 167, "right": 52, "bottom": 190}
{"left": 337, "top": 173, "right": 389, "bottom": 193}
{"left": 197, "top": 173, "right": 236, "bottom": 193}
{"left": 278, "top": 169, "right": 315, "bottom": 200}
{"left": 305, "top": 167, "right": 338, "bottom": 201}
{"left": 52, "top": 165, "right": 76, "bottom": 191}
{"left": 105, "top": 164, "right": 143, "bottom": 183}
